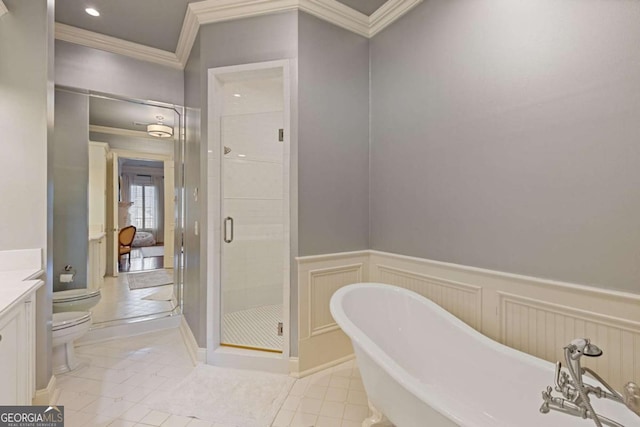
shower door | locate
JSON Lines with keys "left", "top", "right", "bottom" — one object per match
{"left": 219, "top": 69, "right": 286, "bottom": 353}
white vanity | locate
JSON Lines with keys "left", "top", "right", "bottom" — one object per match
{"left": 0, "top": 249, "right": 44, "bottom": 405}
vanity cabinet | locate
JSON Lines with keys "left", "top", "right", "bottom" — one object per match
{"left": 0, "top": 287, "right": 38, "bottom": 405}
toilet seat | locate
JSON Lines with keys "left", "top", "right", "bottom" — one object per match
{"left": 52, "top": 311, "right": 92, "bottom": 331}
{"left": 53, "top": 288, "right": 100, "bottom": 303}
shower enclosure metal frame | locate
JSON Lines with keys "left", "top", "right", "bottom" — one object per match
{"left": 206, "top": 59, "right": 292, "bottom": 373}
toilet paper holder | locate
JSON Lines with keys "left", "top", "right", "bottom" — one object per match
{"left": 60, "top": 265, "right": 76, "bottom": 283}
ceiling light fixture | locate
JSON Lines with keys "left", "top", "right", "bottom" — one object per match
{"left": 85, "top": 7, "right": 100, "bottom": 16}
{"left": 147, "top": 115, "right": 173, "bottom": 138}
{"left": 233, "top": 93, "right": 242, "bottom": 98}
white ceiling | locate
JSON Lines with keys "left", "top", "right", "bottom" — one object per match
{"left": 55, "top": 0, "right": 390, "bottom": 52}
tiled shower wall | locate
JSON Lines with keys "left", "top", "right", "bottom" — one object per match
{"left": 221, "top": 76, "right": 285, "bottom": 314}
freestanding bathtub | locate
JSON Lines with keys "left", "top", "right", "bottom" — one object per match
{"left": 330, "top": 283, "right": 638, "bottom": 427}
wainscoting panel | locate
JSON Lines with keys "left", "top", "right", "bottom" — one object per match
{"left": 296, "top": 249, "right": 640, "bottom": 391}
{"left": 296, "top": 251, "right": 369, "bottom": 374}
{"left": 376, "top": 265, "right": 482, "bottom": 330}
{"left": 309, "top": 264, "right": 363, "bottom": 336}
{"left": 499, "top": 292, "right": 640, "bottom": 390}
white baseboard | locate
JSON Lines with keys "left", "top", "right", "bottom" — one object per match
{"left": 296, "top": 249, "right": 640, "bottom": 389}
{"left": 292, "top": 354, "right": 355, "bottom": 379}
{"left": 288, "top": 357, "right": 300, "bottom": 377}
{"left": 77, "top": 314, "right": 182, "bottom": 345}
{"left": 32, "top": 375, "right": 58, "bottom": 405}
{"left": 179, "top": 316, "right": 206, "bottom": 365}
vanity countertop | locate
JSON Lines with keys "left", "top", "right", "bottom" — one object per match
{"left": 0, "top": 249, "right": 45, "bottom": 317}
{"left": 0, "top": 270, "right": 44, "bottom": 317}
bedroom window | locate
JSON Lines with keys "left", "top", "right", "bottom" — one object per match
{"left": 131, "top": 183, "right": 156, "bottom": 230}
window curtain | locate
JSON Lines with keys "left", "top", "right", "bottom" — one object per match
{"left": 121, "top": 173, "right": 134, "bottom": 204}
{"left": 153, "top": 175, "right": 165, "bottom": 243}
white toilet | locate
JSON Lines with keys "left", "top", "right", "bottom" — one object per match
{"left": 52, "top": 288, "right": 101, "bottom": 312}
{"left": 52, "top": 311, "right": 92, "bottom": 374}
{"left": 51, "top": 284, "right": 102, "bottom": 374}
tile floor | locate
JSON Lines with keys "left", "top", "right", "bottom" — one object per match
{"left": 56, "top": 327, "right": 371, "bottom": 427}
{"left": 90, "top": 274, "right": 177, "bottom": 324}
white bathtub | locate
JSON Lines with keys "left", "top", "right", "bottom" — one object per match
{"left": 330, "top": 283, "right": 638, "bottom": 427}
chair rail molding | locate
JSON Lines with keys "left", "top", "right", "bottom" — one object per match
{"left": 54, "top": 0, "right": 424, "bottom": 69}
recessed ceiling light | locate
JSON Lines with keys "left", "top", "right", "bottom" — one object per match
{"left": 85, "top": 7, "right": 100, "bottom": 16}
{"left": 233, "top": 93, "right": 241, "bottom": 98}
{"left": 238, "top": 154, "right": 246, "bottom": 158}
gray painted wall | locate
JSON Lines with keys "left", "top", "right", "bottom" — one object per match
{"left": 0, "top": 0, "right": 54, "bottom": 389}
{"left": 298, "top": 12, "right": 370, "bottom": 256}
{"left": 55, "top": 40, "right": 184, "bottom": 105}
{"left": 370, "top": 0, "right": 640, "bottom": 293}
{"left": 182, "top": 12, "right": 299, "bottom": 348}
{"left": 53, "top": 90, "right": 89, "bottom": 292}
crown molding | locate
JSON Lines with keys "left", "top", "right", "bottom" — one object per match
{"left": 300, "top": 0, "right": 369, "bottom": 37}
{"left": 175, "top": 6, "right": 200, "bottom": 67}
{"left": 0, "top": 1, "right": 8, "bottom": 18}
{"left": 369, "top": 0, "right": 422, "bottom": 37}
{"left": 191, "top": 0, "right": 298, "bottom": 25}
{"left": 90, "top": 125, "right": 157, "bottom": 140}
{"left": 55, "top": 0, "right": 423, "bottom": 70}
{"left": 55, "top": 23, "right": 182, "bottom": 70}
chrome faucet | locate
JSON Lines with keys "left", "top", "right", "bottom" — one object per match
{"left": 540, "top": 338, "right": 640, "bottom": 427}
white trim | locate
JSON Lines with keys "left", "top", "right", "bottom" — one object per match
{"left": 190, "top": 0, "right": 298, "bottom": 27}
{"left": 55, "top": 23, "right": 182, "bottom": 70}
{"left": 32, "top": 376, "right": 58, "bottom": 406}
{"left": 89, "top": 124, "right": 160, "bottom": 140}
{"left": 76, "top": 314, "right": 181, "bottom": 345}
{"left": 369, "top": 0, "right": 423, "bottom": 37}
{"left": 175, "top": 6, "right": 200, "bottom": 67}
{"left": 369, "top": 250, "right": 640, "bottom": 303}
{"left": 109, "top": 148, "right": 173, "bottom": 162}
{"left": 292, "top": 354, "right": 355, "bottom": 378}
{"left": 180, "top": 316, "right": 206, "bottom": 365}
{"left": 54, "top": 0, "right": 423, "bottom": 69}
{"left": 299, "top": 0, "right": 369, "bottom": 37}
{"left": 296, "top": 249, "right": 369, "bottom": 264}
{"left": 0, "top": 1, "right": 8, "bottom": 18}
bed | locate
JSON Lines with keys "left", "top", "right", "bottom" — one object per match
{"left": 132, "top": 231, "right": 156, "bottom": 247}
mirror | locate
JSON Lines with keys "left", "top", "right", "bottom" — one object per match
{"left": 53, "top": 87, "right": 184, "bottom": 326}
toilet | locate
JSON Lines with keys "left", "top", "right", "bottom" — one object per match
{"left": 52, "top": 288, "right": 101, "bottom": 312}
{"left": 52, "top": 311, "right": 92, "bottom": 374}
{"left": 51, "top": 285, "right": 101, "bottom": 373}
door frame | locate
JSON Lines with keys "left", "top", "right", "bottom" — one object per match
{"left": 110, "top": 149, "right": 175, "bottom": 270}
{"left": 206, "top": 59, "right": 292, "bottom": 373}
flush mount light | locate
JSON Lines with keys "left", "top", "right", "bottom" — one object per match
{"left": 233, "top": 93, "right": 242, "bottom": 98}
{"left": 238, "top": 154, "right": 246, "bottom": 158}
{"left": 147, "top": 115, "right": 173, "bottom": 138}
{"left": 85, "top": 7, "right": 100, "bottom": 16}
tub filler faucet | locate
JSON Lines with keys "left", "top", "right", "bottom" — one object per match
{"left": 540, "top": 338, "right": 640, "bottom": 427}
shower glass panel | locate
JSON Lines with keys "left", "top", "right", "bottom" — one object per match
{"left": 220, "top": 69, "right": 285, "bottom": 352}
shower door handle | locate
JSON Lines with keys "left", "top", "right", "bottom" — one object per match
{"left": 223, "top": 216, "right": 234, "bottom": 243}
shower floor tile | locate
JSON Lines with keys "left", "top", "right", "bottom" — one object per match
{"left": 222, "top": 304, "right": 283, "bottom": 351}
